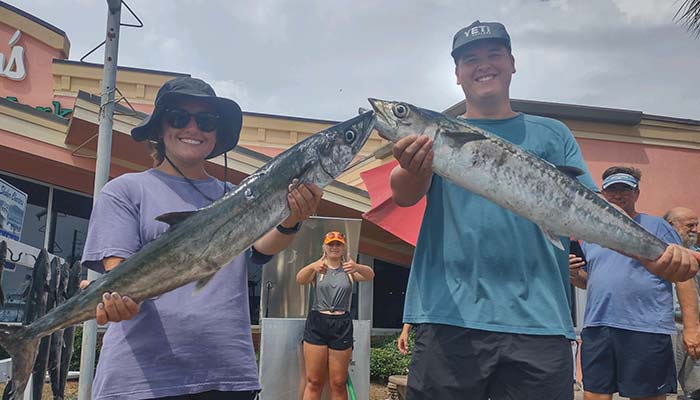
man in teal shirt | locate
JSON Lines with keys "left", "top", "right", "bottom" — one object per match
{"left": 389, "top": 20, "right": 700, "bottom": 400}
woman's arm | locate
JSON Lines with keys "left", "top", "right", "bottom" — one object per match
{"left": 253, "top": 183, "right": 323, "bottom": 256}
{"left": 93, "top": 257, "right": 141, "bottom": 325}
{"left": 342, "top": 258, "right": 375, "bottom": 282}
{"left": 296, "top": 255, "right": 327, "bottom": 284}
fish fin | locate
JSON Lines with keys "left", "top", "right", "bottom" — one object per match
{"left": 0, "top": 324, "right": 41, "bottom": 400}
{"left": 155, "top": 211, "right": 196, "bottom": 226}
{"left": 441, "top": 129, "right": 487, "bottom": 147}
{"left": 556, "top": 165, "right": 584, "bottom": 178}
{"left": 539, "top": 226, "right": 565, "bottom": 251}
{"left": 194, "top": 275, "right": 215, "bottom": 291}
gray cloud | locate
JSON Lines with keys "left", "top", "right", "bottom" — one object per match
{"left": 9, "top": 0, "right": 700, "bottom": 121}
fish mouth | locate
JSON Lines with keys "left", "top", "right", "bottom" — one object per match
{"left": 317, "top": 111, "right": 375, "bottom": 180}
{"left": 368, "top": 99, "right": 396, "bottom": 127}
{"left": 368, "top": 98, "right": 397, "bottom": 140}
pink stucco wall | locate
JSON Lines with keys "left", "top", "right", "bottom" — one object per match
{"left": 0, "top": 23, "right": 64, "bottom": 108}
{"left": 578, "top": 137, "right": 700, "bottom": 217}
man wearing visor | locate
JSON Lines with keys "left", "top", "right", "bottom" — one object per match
{"left": 570, "top": 166, "right": 698, "bottom": 400}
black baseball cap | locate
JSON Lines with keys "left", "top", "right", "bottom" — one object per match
{"left": 131, "top": 77, "right": 243, "bottom": 159}
{"left": 451, "top": 20, "right": 511, "bottom": 58}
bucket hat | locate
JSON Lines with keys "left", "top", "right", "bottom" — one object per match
{"left": 131, "top": 77, "right": 243, "bottom": 159}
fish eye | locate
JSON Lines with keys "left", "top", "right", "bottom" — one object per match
{"left": 344, "top": 129, "right": 356, "bottom": 143}
{"left": 393, "top": 103, "right": 409, "bottom": 118}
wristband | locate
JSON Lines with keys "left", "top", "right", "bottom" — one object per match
{"left": 276, "top": 222, "right": 302, "bottom": 235}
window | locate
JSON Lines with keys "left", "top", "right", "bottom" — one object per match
{"left": 372, "top": 259, "right": 409, "bottom": 329}
{"left": 48, "top": 189, "right": 92, "bottom": 266}
{"left": 0, "top": 172, "right": 50, "bottom": 322}
{"left": 0, "top": 173, "right": 49, "bottom": 249}
{"left": 0, "top": 172, "right": 93, "bottom": 322}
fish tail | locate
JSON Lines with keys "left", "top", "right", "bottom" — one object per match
{"left": 0, "top": 324, "right": 41, "bottom": 400}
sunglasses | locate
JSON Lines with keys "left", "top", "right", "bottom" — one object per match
{"left": 163, "top": 108, "right": 220, "bottom": 132}
{"left": 325, "top": 231, "right": 346, "bottom": 241}
{"left": 602, "top": 186, "right": 637, "bottom": 193}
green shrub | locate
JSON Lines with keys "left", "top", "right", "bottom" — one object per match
{"left": 70, "top": 326, "right": 101, "bottom": 370}
{"left": 369, "top": 329, "right": 414, "bottom": 381}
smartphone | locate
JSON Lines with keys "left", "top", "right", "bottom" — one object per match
{"left": 569, "top": 240, "right": 586, "bottom": 263}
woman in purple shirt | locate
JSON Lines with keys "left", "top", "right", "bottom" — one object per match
{"left": 81, "top": 77, "right": 322, "bottom": 400}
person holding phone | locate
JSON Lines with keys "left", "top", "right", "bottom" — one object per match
{"left": 569, "top": 166, "right": 697, "bottom": 400}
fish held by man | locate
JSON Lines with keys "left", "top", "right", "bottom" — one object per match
{"left": 0, "top": 111, "right": 374, "bottom": 400}
{"left": 368, "top": 98, "right": 675, "bottom": 262}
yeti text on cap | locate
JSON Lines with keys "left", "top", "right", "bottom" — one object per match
{"left": 465, "top": 25, "right": 491, "bottom": 38}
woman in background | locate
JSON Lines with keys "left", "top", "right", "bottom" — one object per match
{"left": 296, "top": 231, "right": 374, "bottom": 400}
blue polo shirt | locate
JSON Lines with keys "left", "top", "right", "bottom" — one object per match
{"left": 582, "top": 214, "right": 680, "bottom": 335}
{"left": 403, "top": 113, "right": 597, "bottom": 339}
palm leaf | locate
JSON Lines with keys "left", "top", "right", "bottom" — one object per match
{"left": 675, "top": 0, "right": 700, "bottom": 37}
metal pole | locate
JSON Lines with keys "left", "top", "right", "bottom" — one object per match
{"left": 78, "top": 1, "right": 122, "bottom": 399}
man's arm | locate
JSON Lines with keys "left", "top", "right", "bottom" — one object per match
{"left": 641, "top": 244, "right": 700, "bottom": 282}
{"left": 677, "top": 279, "right": 700, "bottom": 359}
{"left": 390, "top": 135, "right": 434, "bottom": 207}
{"left": 397, "top": 323, "right": 412, "bottom": 355}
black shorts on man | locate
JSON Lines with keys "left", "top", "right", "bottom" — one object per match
{"left": 303, "top": 310, "right": 353, "bottom": 350}
{"left": 581, "top": 326, "right": 676, "bottom": 397}
{"left": 406, "top": 323, "right": 574, "bottom": 400}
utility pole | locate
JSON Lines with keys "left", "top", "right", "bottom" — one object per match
{"left": 77, "top": 1, "right": 122, "bottom": 399}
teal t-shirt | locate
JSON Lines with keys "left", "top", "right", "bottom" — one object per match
{"left": 403, "top": 113, "right": 597, "bottom": 339}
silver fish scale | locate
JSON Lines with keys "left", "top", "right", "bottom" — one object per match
{"left": 370, "top": 99, "right": 667, "bottom": 261}
{"left": 28, "top": 148, "right": 311, "bottom": 339}
{"left": 438, "top": 127, "right": 665, "bottom": 260}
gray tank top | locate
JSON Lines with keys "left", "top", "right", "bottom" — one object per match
{"left": 312, "top": 266, "right": 353, "bottom": 312}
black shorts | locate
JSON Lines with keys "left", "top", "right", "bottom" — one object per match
{"left": 581, "top": 326, "right": 677, "bottom": 397}
{"left": 406, "top": 323, "right": 574, "bottom": 400}
{"left": 303, "top": 311, "right": 353, "bottom": 350}
{"left": 155, "top": 390, "right": 259, "bottom": 399}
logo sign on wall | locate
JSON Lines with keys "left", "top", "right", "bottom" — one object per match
{"left": 0, "top": 30, "right": 26, "bottom": 81}
{"left": 0, "top": 178, "right": 27, "bottom": 241}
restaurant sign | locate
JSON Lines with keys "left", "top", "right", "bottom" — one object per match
{"left": 0, "top": 30, "right": 26, "bottom": 81}
{"left": 0, "top": 178, "right": 27, "bottom": 241}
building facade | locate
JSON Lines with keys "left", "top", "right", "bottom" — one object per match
{"left": 2, "top": 1, "right": 700, "bottom": 336}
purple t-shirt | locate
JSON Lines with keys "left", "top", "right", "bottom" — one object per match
{"left": 82, "top": 169, "right": 263, "bottom": 399}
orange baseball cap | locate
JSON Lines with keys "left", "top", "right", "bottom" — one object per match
{"left": 323, "top": 231, "right": 346, "bottom": 245}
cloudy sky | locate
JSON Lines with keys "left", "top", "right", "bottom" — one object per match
{"left": 9, "top": 0, "right": 700, "bottom": 121}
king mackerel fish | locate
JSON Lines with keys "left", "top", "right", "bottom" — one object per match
{"left": 0, "top": 111, "right": 375, "bottom": 400}
{"left": 368, "top": 98, "right": 668, "bottom": 260}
